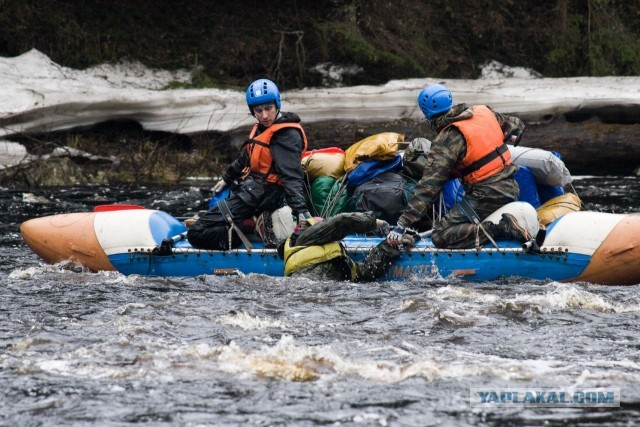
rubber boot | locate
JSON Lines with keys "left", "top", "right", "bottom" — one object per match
{"left": 482, "top": 213, "right": 532, "bottom": 243}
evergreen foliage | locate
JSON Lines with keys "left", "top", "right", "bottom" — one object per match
{"left": 0, "top": 0, "right": 638, "bottom": 88}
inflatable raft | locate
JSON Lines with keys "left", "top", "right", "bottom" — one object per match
{"left": 20, "top": 205, "right": 640, "bottom": 285}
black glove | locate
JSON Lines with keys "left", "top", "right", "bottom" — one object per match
{"left": 386, "top": 222, "right": 406, "bottom": 244}
{"left": 402, "top": 228, "right": 421, "bottom": 248}
{"left": 387, "top": 222, "right": 421, "bottom": 247}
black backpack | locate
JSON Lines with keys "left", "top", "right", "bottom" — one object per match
{"left": 349, "top": 172, "right": 415, "bottom": 224}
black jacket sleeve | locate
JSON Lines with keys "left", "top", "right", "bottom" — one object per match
{"left": 270, "top": 127, "right": 309, "bottom": 216}
{"left": 222, "top": 146, "right": 249, "bottom": 184}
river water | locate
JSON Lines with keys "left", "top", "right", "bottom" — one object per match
{"left": 1, "top": 175, "right": 639, "bottom": 426}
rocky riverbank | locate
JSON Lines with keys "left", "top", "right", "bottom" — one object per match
{"left": 2, "top": 107, "right": 639, "bottom": 188}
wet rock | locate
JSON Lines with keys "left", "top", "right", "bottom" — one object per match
{"left": 22, "top": 193, "right": 51, "bottom": 204}
{"left": 0, "top": 157, "right": 109, "bottom": 186}
{"left": 0, "top": 144, "right": 117, "bottom": 186}
{"left": 47, "top": 146, "right": 119, "bottom": 165}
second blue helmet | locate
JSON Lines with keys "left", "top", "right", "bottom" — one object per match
{"left": 246, "top": 78, "right": 281, "bottom": 112}
{"left": 417, "top": 84, "right": 453, "bottom": 120}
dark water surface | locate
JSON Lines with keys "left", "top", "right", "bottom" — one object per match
{"left": 1, "top": 176, "right": 639, "bottom": 426}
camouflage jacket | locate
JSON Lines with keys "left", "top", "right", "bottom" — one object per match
{"left": 398, "top": 103, "right": 525, "bottom": 228}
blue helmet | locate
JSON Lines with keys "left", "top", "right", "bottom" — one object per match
{"left": 417, "top": 84, "right": 453, "bottom": 120}
{"left": 246, "top": 78, "right": 281, "bottom": 112}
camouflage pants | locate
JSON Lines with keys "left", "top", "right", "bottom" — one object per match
{"left": 292, "top": 212, "right": 402, "bottom": 282}
{"left": 352, "top": 240, "right": 402, "bottom": 282}
{"left": 296, "top": 211, "right": 377, "bottom": 246}
{"left": 431, "top": 177, "right": 519, "bottom": 249}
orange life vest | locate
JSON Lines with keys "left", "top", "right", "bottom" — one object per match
{"left": 449, "top": 105, "right": 511, "bottom": 184}
{"left": 245, "top": 122, "right": 308, "bottom": 185}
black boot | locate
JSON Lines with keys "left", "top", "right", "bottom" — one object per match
{"left": 482, "top": 213, "right": 531, "bottom": 243}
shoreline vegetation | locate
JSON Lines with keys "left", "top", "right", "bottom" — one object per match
{"left": 3, "top": 1, "right": 639, "bottom": 87}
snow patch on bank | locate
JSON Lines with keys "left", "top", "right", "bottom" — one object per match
{"left": 0, "top": 49, "right": 639, "bottom": 140}
{"left": 480, "top": 60, "right": 543, "bottom": 79}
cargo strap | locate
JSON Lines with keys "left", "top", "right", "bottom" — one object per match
{"left": 459, "top": 143, "right": 509, "bottom": 177}
{"left": 218, "top": 199, "right": 253, "bottom": 253}
{"left": 458, "top": 198, "right": 499, "bottom": 249}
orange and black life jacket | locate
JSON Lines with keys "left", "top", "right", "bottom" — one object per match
{"left": 245, "top": 122, "right": 308, "bottom": 185}
{"left": 449, "top": 105, "right": 511, "bottom": 184}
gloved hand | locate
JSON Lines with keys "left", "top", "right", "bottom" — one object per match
{"left": 213, "top": 179, "right": 228, "bottom": 193}
{"left": 297, "top": 211, "right": 312, "bottom": 232}
{"left": 506, "top": 129, "right": 524, "bottom": 146}
{"left": 401, "top": 228, "right": 421, "bottom": 248}
{"left": 386, "top": 222, "right": 406, "bottom": 245}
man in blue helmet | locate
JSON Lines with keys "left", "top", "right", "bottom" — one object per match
{"left": 187, "top": 78, "right": 312, "bottom": 250}
{"left": 387, "top": 83, "right": 531, "bottom": 249}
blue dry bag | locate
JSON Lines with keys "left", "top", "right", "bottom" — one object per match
{"left": 208, "top": 187, "right": 232, "bottom": 209}
{"left": 345, "top": 154, "right": 403, "bottom": 189}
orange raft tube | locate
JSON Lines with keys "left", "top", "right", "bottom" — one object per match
{"left": 572, "top": 214, "right": 640, "bottom": 285}
{"left": 20, "top": 212, "right": 116, "bottom": 271}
